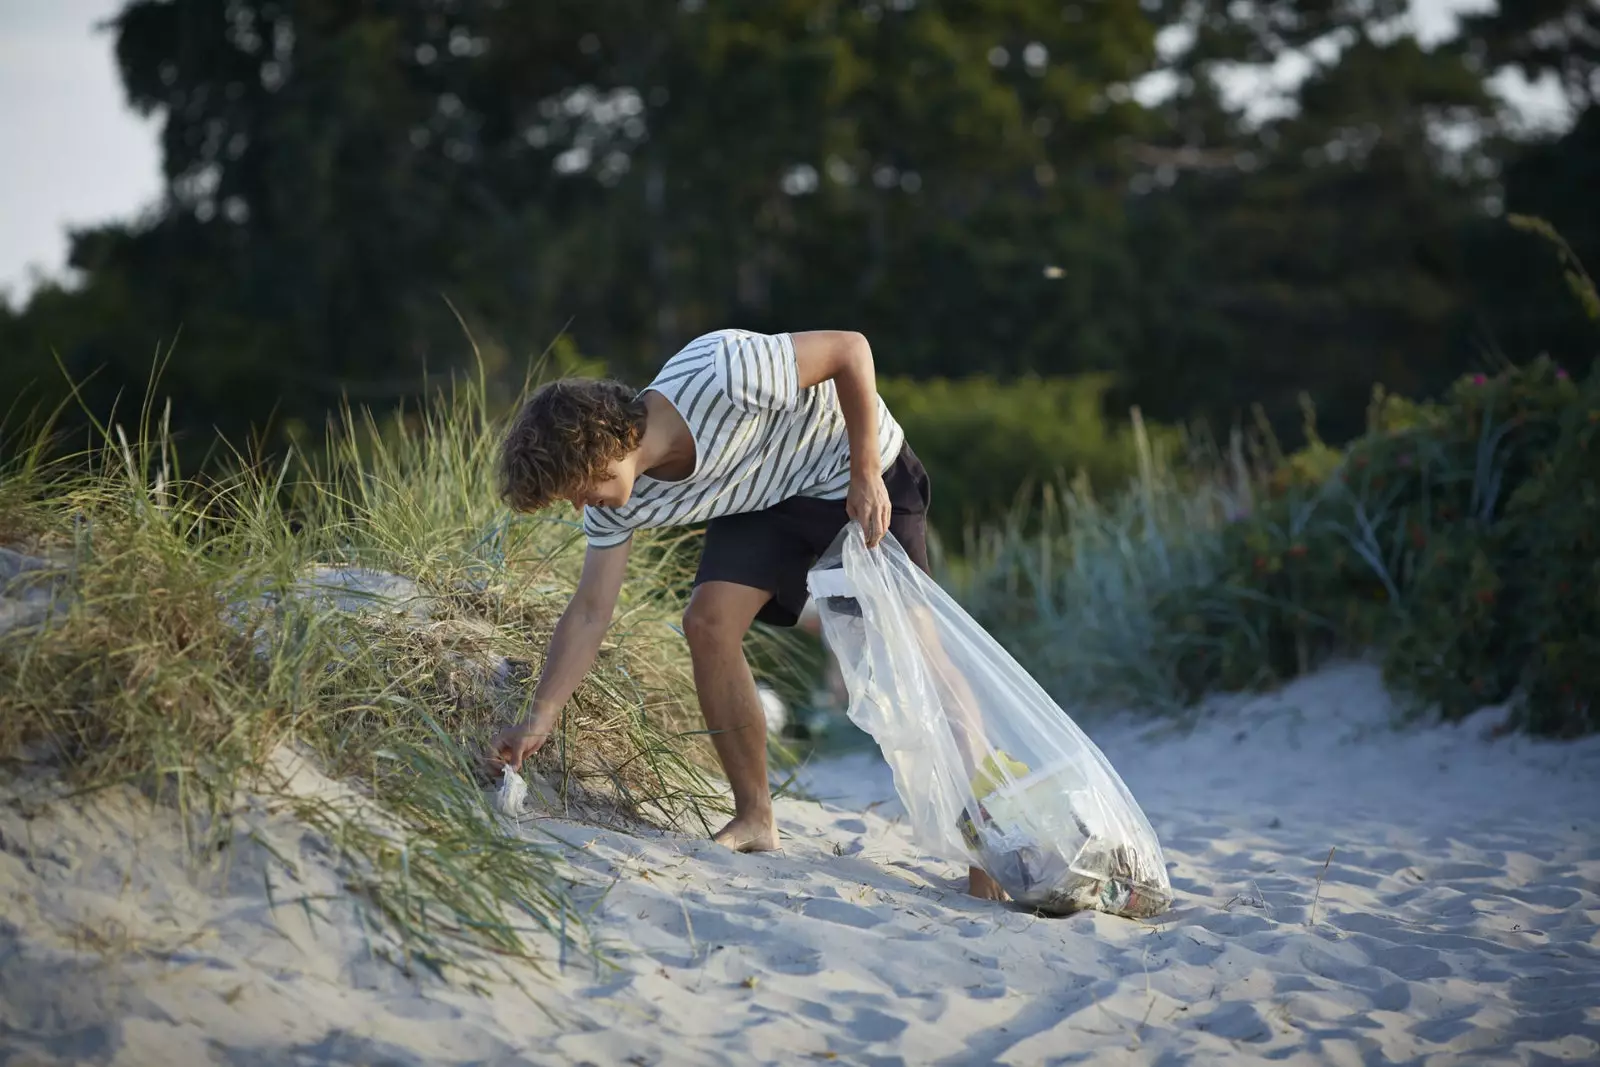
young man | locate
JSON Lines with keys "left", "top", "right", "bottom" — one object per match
{"left": 487, "top": 328, "right": 1005, "bottom": 901}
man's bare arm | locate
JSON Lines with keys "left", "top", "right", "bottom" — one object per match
{"left": 790, "top": 330, "right": 892, "bottom": 546}
{"left": 489, "top": 539, "right": 631, "bottom": 770}
{"left": 791, "top": 330, "right": 881, "bottom": 473}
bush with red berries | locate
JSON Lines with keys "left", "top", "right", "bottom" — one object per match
{"left": 1169, "top": 356, "right": 1596, "bottom": 735}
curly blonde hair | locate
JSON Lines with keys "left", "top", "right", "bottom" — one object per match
{"left": 497, "top": 378, "right": 648, "bottom": 512}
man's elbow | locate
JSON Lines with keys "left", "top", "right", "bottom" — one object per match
{"left": 794, "top": 330, "right": 874, "bottom": 389}
{"left": 838, "top": 331, "right": 872, "bottom": 372}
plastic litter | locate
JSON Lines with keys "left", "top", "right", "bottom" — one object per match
{"left": 495, "top": 765, "right": 528, "bottom": 818}
{"left": 807, "top": 524, "right": 1172, "bottom": 919}
{"left": 756, "top": 682, "right": 789, "bottom": 735}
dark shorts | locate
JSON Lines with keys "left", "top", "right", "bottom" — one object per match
{"left": 694, "top": 443, "right": 931, "bottom": 627}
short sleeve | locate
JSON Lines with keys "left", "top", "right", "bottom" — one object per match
{"left": 582, "top": 506, "right": 634, "bottom": 549}
{"left": 717, "top": 331, "right": 801, "bottom": 412}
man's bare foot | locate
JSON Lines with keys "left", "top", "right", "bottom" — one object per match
{"left": 711, "top": 812, "right": 780, "bottom": 853}
{"left": 968, "top": 866, "right": 1009, "bottom": 902}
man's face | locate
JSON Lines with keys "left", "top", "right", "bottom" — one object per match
{"left": 563, "top": 463, "right": 634, "bottom": 511}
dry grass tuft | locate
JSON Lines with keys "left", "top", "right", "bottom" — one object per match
{"left": 0, "top": 368, "right": 727, "bottom": 981}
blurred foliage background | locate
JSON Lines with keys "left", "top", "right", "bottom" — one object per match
{"left": 3, "top": 0, "right": 1597, "bottom": 531}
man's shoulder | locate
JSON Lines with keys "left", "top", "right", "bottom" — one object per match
{"left": 646, "top": 329, "right": 800, "bottom": 416}
{"left": 661, "top": 329, "right": 736, "bottom": 367}
{"left": 655, "top": 329, "right": 790, "bottom": 370}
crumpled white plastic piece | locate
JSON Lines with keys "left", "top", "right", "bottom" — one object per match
{"left": 495, "top": 765, "right": 528, "bottom": 818}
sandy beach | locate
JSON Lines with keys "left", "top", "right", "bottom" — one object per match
{"left": 3, "top": 661, "right": 1598, "bottom": 1066}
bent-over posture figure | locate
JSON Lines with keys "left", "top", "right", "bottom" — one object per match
{"left": 487, "top": 328, "right": 1005, "bottom": 901}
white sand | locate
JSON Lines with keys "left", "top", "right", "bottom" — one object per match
{"left": 3, "top": 662, "right": 1598, "bottom": 1065}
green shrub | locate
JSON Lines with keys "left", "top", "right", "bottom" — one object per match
{"left": 960, "top": 358, "right": 1598, "bottom": 736}
{"left": 1221, "top": 357, "right": 1590, "bottom": 725}
{"left": 959, "top": 217, "right": 1600, "bottom": 736}
{"left": 1497, "top": 378, "right": 1600, "bottom": 734}
{"left": 879, "top": 374, "right": 1177, "bottom": 543}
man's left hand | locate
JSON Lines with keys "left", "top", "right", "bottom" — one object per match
{"left": 847, "top": 470, "right": 892, "bottom": 548}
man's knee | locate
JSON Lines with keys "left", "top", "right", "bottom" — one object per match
{"left": 682, "top": 588, "right": 760, "bottom": 651}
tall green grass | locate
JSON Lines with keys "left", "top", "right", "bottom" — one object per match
{"left": 0, "top": 361, "right": 726, "bottom": 982}
{"left": 936, "top": 410, "right": 1253, "bottom": 717}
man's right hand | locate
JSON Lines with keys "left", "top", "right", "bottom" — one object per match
{"left": 487, "top": 714, "right": 555, "bottom": 773}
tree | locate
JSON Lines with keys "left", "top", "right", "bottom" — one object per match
{"left": 1117, "top": 4, "right": 1505, "bottom": 442}
{"left": 4, "top": 0, "right": 1167, "bottom": 458}
{"left": 1456, "top": 2, "right": 1600, "bottom": 375}
{"left": 1460, "top": 0, "right": 1600, "bottom": 111}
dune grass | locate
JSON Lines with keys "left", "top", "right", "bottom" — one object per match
{"left": 945, "top": 363, "right": 1598, "bottom": 736}
{"left": 0, "top": 361, "right": 737, "bottom": 983}
{"left": 935, "top": 410, "right": 1251, "bottom": 718}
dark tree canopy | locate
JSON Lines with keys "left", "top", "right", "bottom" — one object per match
{"left": 2, "top": 0, "right": 1595, "bottom": 468}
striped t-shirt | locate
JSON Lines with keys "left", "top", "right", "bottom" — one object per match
{"left": 582, "top": 329, "right": 905, "bottom": 548}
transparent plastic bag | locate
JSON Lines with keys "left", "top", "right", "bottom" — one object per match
{"left": 807, "top": 524, "right": 1172, "bottom": 919}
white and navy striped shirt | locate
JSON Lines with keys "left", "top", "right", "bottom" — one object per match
{"left": 582, "top": 329, "right": 905, "bottom": 548}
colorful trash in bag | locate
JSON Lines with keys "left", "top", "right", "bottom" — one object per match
{"left": 806, "top": 524, "right": 1172, "bottom": 919}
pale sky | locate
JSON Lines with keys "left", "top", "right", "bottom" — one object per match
{"left": 0, "top": 0, "right": 1577, "bottom": 301}
{"left": 0, "top": 0, "right": 161, "bottom": 303}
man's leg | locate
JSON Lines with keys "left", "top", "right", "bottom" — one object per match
{"left": 902, "top": 610, "right": 1009, "bottom": 902}
{"left": 884, "top": 494, "right": 1009, "bottom": 903}
{"left": 682, "top": 580, "right": 780, "bottom": 852}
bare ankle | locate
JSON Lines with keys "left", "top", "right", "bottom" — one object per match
{"left": 712, "top": 812, "right": 780, "bottom": 853}
{"left": 967, "top": 866, "right": 1009, "bottom": 902}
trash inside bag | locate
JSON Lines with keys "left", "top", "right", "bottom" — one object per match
{"left": 807, "top": 524, "right": 1172, "bottom": 919}
{"left": 495, "top": 765, "right": 528, "bottom": 819}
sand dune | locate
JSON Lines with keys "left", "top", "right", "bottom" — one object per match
{"left": 3, "top": 662, "right": 1598, "bottom": 1065}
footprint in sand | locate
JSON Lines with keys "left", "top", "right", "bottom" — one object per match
{"left": 761, "top": 948, "right": 825, "bottom": 976}
{"left": 800, "top": 898, "right": 890, "bottom": 930}
{"left": 1369, "top": 941, "right": 1454, "bottom": 981}
{"left": 1193, "top": 1001, "right": 1274, "bottom": 1043}
{"left": 792, "top": 998, "right": 911, "bottom": 1046}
